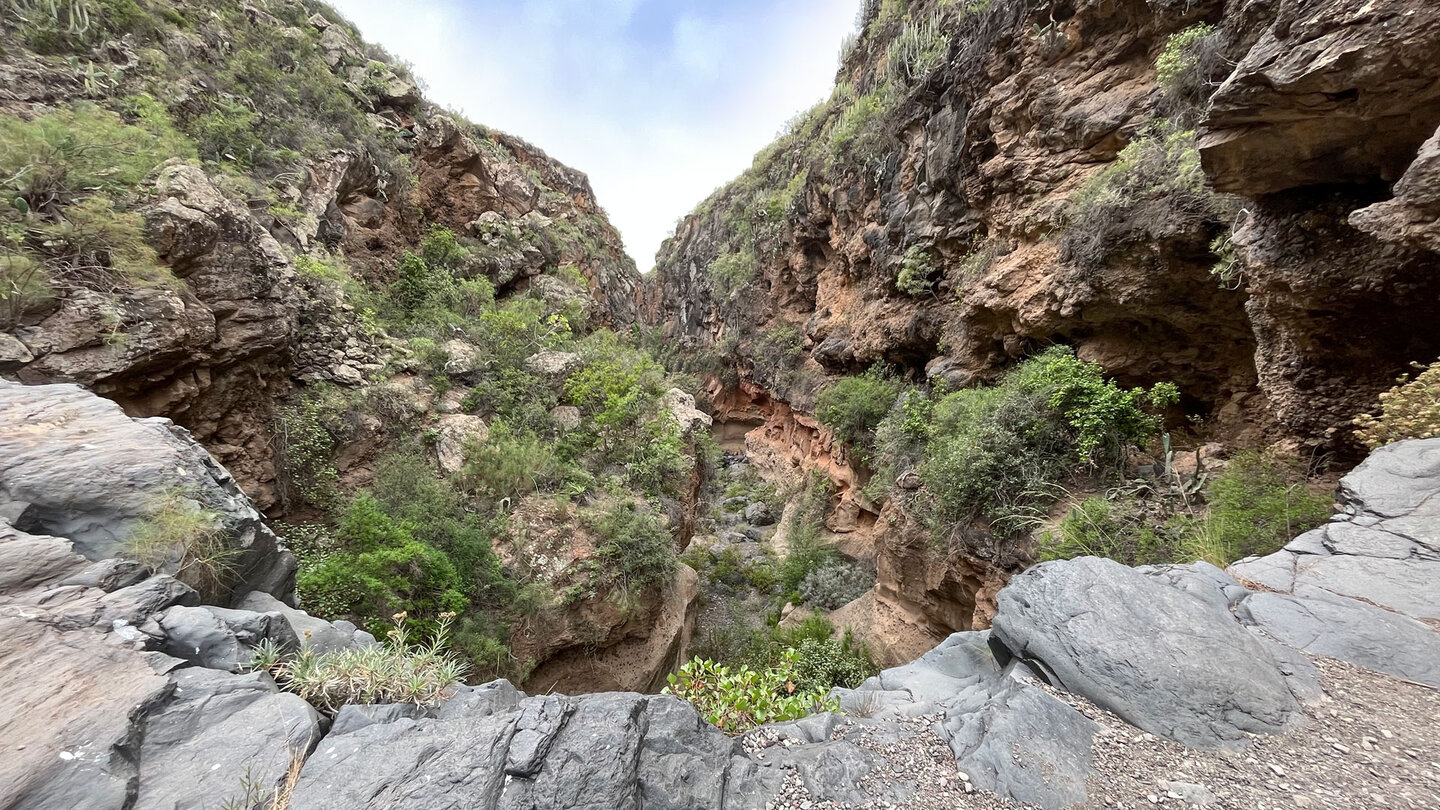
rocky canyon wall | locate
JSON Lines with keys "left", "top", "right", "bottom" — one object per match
{"left": 646, "top": 0, "right": 1440, "bottom": 647}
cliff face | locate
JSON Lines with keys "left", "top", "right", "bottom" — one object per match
{"left": 0, "top": 0, "right": 683, "bottom": 694}
{"left": 0, "top": 0, "right": 638, "bottom": 503}
{"left": 644, "top": 0, "right": 1440, "bottom": 645}
{"left": 645, "top": 0, "right": 1440, "bottom": 447}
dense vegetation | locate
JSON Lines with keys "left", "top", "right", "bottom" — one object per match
{"left": 274, "top": 229, "right": 696, "bottom": 679}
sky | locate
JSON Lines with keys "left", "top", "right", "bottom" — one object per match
{"left": 324, "top": 0, "right": 860, "bottom": 271}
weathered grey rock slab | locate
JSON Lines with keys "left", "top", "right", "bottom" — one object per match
{"left": 0, "top": 381, "right": 296, "bottom": 604}
{"left": 136, "top": 668, "right": 321, "bottom": 810}
{"left": 1230, "top": 438, "right": 1440, "bottom": 621}
{"left": 1238, "top": 591, "right": 1440, "bottom": 688}
{"left": 943, "top": 678, "right": 1096, "bottom": 810}
{"left": 992, "top": 556, "right": 1300, "bottom": 749}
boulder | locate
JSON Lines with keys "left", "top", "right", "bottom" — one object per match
{"left": 442, "top": 339, "right": 483, "bottom": 376}
{"left": 550, "top": 404, "right": 582, "bottom": 431}
{"left": 836, "top": 631, "right": 1096, "bottom": 809}
{"left": 156, "top": 604, "right": 300, "bottom": 672}
{"left": 662, "top": 387, "right": 712, "bottom": 433}
{"left": 0, "top": 616, "right": 174, "bottom": 809}
{"left": 236, "top": 591, "right": 376, "bottom": 653}
{"left": 992, "top": 557, "right": 1300, "bottom": 749}
{"left": 523, "top": 350, "right": 580, "bottom": 381}
{"left": 434, "top": 414, "right": 489, "bottom": 475}
{"left": 743, "top": 501, "right": 774, "bottom": 526}
{"left": 1352, "top": 125, "right": 1440, "bottom": 253}
{"left": 0, "top": 381, "right": 296, "bottom": 605}
{"left": 135, "top": 668, "right": 321, "bottom": 810}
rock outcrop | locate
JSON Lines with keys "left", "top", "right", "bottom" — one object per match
{"left": 643, "top": 0, "right": 1440, "bottom": 660}
{"left": 0, "top": 379, "right": 295, "bottom": 604}
{"left": 5, "top": 375, "right": 1437, "bottom": 808}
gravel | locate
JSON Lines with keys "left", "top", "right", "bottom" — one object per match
{"left": 751, "top": 656, "right": 1440, "bottom": 809}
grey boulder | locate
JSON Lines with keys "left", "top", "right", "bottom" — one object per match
{"left": 992, "top": 556, "right": 1300, "bottom": 749}
{"left": 0, "top": 381, "right": 296, "bottom": 604}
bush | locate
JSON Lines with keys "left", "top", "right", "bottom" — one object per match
{"left": 662, "top": 650, "right": 839, "bottom": 734}
{"left": 827, "top": 88, "right": 897, "bottom": 174}
{"left": 371, "top": 453, "right": 515, "bottom": 608}
{"left": 1156, "top": 24, "right": 1224, "bottom": 120}
{"left": 581, "top": 499, "right": 679, "bottom": 597}
{"left": 793, "top": 633, "right": 875, "bottom": 692}
{"left": 885, "top": 12, "right": 949, "bottom": 86}
{"left": 457, "top": 419, "right": 561, "bottom": 501}
{"left": 896, "top": 246, "right": 936, "bottom": 296}
{"left": 709, "top": 248, "right": 756, "bottom": 298}
{"left": 815, "top": 367, "right": 902, "bottom": 454}
{"left": 296, "top": 493, "right": 469, "bottom": 634}
{"left": 798, "top": 559, "right": 873, "bottom": 610}
{"left": 255, "top": 612, "right": 468, "bottom": 714}
{"left": 273, "top": 388, "right": 343, "bottom": 508}
{"left": 1354, "top": 360, "right": 1440, "bottom": 448}
{"left": 1061, "top": 124, "right": 1236, "bottom": 272}
{"left": 1039, "top": 494, "right": 1180, "bottom": 566}
{"left": 751, "top": 325, "right": 805, "bottom": 378}
{"left": 0, "top": 101, "right": 193, "bottom": 208}
{"left": 916, "top": 347, "right": 1175, "bottom": 534}
{"left": 124, "top": 492, "right": 237, "bottom": 600}
{"left": 1196, "top": 452, "right": 1331, "bottom": 564}
{"left": 1041, "top": 453, "right": 1332, "bottom": 568}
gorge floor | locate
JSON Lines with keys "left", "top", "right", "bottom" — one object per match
{"left": 760, "top": 656, "right": 1440, "bottom": 810}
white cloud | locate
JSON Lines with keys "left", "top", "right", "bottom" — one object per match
{"left": 325, "top": 0, "right": 859, "bottom": 271}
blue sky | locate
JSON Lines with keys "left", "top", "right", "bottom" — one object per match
{"left": 325, "top": 0, "right": 859, "bottom": 270}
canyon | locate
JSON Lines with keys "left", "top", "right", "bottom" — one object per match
{"left": 2, "top": 0, "right": 1440, "bottom": 806}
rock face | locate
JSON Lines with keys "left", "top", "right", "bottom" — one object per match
{"left": 0, "top": 380, "right": 295, "bottom": 604}
{"left": 642, "top": 0, "right": 1440, "bottom": 665}
{"left": 0, "top": 1, "right": 640, "bottom": 506}
{"left": 645, "top": 0, "right": 1440, "bottom": 452}
{"left": 1199, "top": 0, "right": 1440, "bottom": 195}
{"left": 993, "top": 557, "right": 1299, "bottom": 749}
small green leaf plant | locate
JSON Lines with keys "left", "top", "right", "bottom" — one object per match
{"left": 662, "top": 649, "right": 839, "bottom": 734}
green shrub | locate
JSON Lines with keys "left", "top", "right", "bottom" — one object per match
{"left": 827, "top": 88, "right": 896, "bottom": 174}
{"left": 1156, "top": 24, "right": 1223, "bottom": 119}
{"left": 709, "top": 248, "right": 756, "bottom": 298}
{"left": 752, "top": 325, "right": 806, "bottom": 377}
{"left": 124, "top": 492, "right": 237, "bottom": 600}
{"left": 371, "top": 453, "right": 515, "bottom": 607}
{"left": 297, "top": 493, "right": 469, "bottom": 634}
{"left": 255, "top": 612, "right": 468, "bottom": 714}
{"left": 580, "top": 498, "right": 679, "bottom": 596}
{"left": 1354, "top": 360, "right": 1440, "bottom": 448}
{"left": 916, "top": 347, "right": 1175, "bottom": 534}
{"left": 457, "top": 419, "right": 561, "bottom": 501}
{"left": 1195, "top": 452, "right": 1331, "bottom": 565}
{"left": 0, "top": 101, "right": 192, "bottom": 208}
{"left": 273, "top": 388, "right": 343, "bottom": 507}
{"left": 663, "top": 650, "right": 839, "bottom": 734}
{"left": 815, "top": 367, "right": 902, "bottom": 454}
{"left": 798, "top": 560, "right": 873, "bottom": 610}
{"left": 896, "top": 246, "right": 937, "bottom": 296}
{"left": 1041, "top": 453, "right": 1331, "bottom": 568}
{"left": 793, "top": 632, "right": 875, "bottom": 692}
{"left": 885, "top": 12, "right": 949, "bottom": 86}
{"left": 1061, "top": 124, "right": 1236, "bottom": 272}
{"left": 1039, "top": 494, "right": 1180, "bottom": 566}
